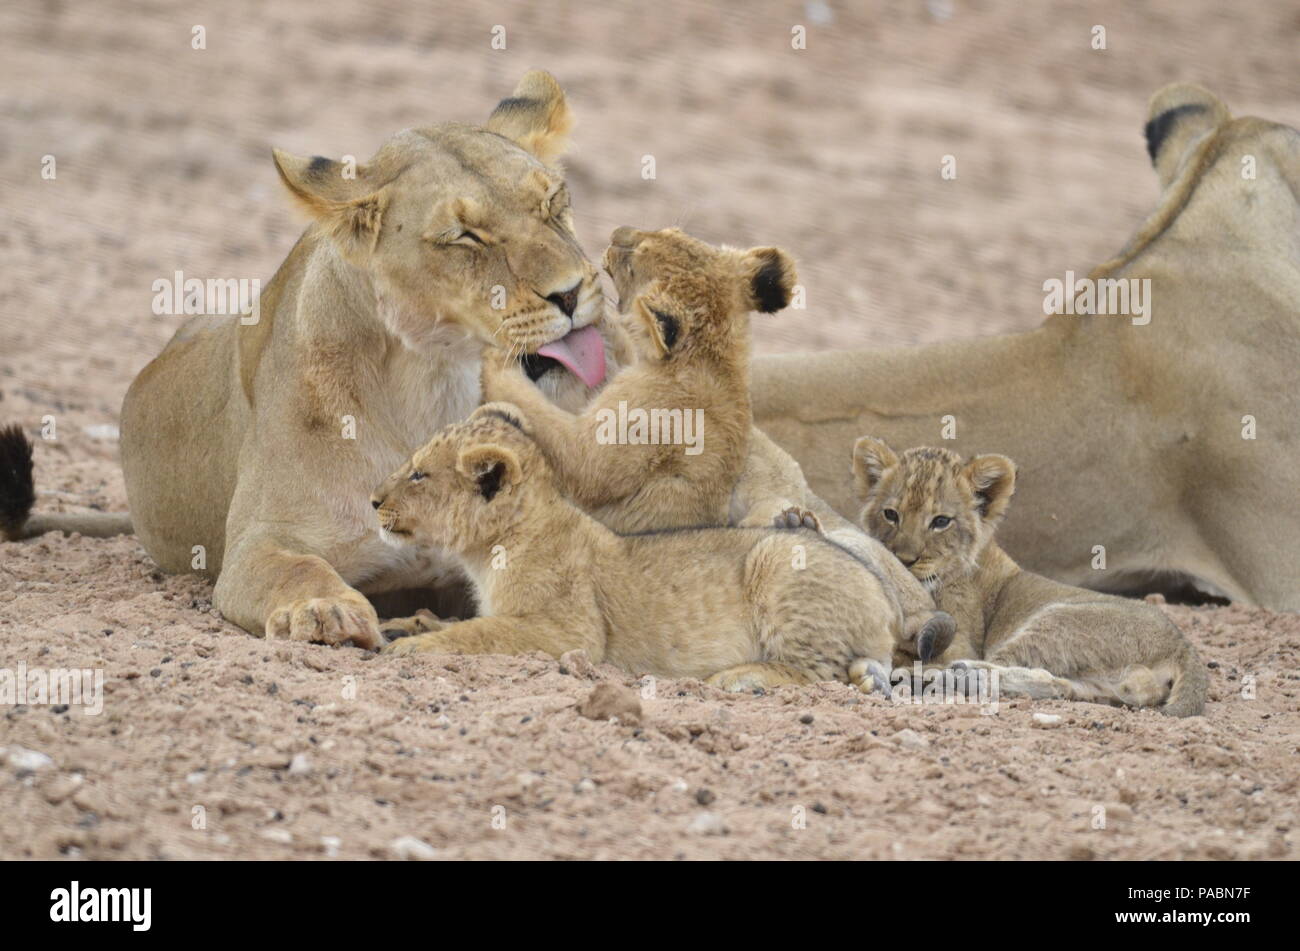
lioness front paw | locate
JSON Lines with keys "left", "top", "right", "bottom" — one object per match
{"left": 266, "top": 594, "right": 381, "bottom": 650}
{"left": 773, "top": 506, "right": 822, "bottom": 532}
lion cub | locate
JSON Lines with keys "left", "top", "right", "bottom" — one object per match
{"left": 852, "top": 438, "right": 1208, "bottom": 717}
{"left": 481, "top": 225, "right": 791, "bottom": 533}
{"left": 372, "top": 404, "right": 904, "bottom": 692}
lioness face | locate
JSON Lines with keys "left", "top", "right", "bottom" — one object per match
{"left": 372, "top": 405, "right": 535, "bottom": 555}
{"left": 852, "top": 439, "right": 1016, "bottom": 589}
{"left": 602, "top": 226, "right": 796, "bottom": 361}
{"left": 272, "top": 71, "right": 608, "bottom": 396}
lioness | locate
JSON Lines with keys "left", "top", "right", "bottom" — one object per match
{"left": 852, "top": 437, "right": 1208, "bottom": 717}
{"left": 374, "top": 404, "right": 905, "bottom": 693}
{"left": 112, "top": 70, "right": 616, "bottom": 647}
{"left": 752, "top": 84, "right": 1300, "bottom": 611}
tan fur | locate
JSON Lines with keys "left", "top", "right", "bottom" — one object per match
{"left": 373, "top": 406, "right": 903, "bottom": 693}
{"left": 853, "top": 438, "right": 1208, "bottom": 716}
{"left": 482, "top": 226, "right": 953, "bottom": 662}
{"left": 482, "top": 226, "right": 795, "bottom": 532}
{"left": 109, "top": 70, "right": 620, "bottom": 648}
{"left": 752, "top": 84, "right": 1300, "bottom": 611}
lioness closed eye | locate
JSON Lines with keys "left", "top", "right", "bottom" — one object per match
{"left": 371, "top": 404, "right": 911, "bottom": 694}
{"left": 852, "top": 438, "right": 1208, "bottom": 717}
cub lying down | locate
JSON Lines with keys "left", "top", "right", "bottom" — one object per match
{"left": 374, "top": 405, "right": 915, "bottom": 692}
{"left": 852, "top": 438, "right": 1208, "bottom": 717}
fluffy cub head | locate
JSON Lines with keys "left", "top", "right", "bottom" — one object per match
{"left": 371, "top": 403, "right": 545, "bottom": 553}
{"left": 851, "top": 438, "right": 1017, "bottom": 589}
{"left": 600, "top": 226, "right": 797, "bottom": 363}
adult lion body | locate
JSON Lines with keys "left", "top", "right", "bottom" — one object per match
{"left": 752, "top": 84, "right": 1300, "bottom": 611}
{"left": 118, "top": 71, "right": 616, "bottom": 647}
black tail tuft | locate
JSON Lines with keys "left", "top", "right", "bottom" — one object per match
{"left": 0, "top": 424, "right": 36, "bottom": 540}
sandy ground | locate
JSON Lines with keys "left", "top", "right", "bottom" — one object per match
{"left": 2, "top": 0, "right": 1298, "bottom": 860}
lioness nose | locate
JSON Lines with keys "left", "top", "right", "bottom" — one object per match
{"left": 900, "top": 556, "right": 918, "bottom": 568}
{"left": 546, "top": 283, "right": 580, "bottom": 319}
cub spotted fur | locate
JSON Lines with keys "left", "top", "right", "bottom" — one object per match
{"left": 852, "top": 438, "right": 1207, "bottom": 717}
{"left": 372, "top": 405, "right": 905, "bottom": 693}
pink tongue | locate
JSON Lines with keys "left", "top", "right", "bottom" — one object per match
{"left": 536, "top": 324, "right": 607, "bottom": 388}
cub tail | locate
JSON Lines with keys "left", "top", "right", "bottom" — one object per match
{"left": 0, "top": 424, "right": 133, "bottom": 541}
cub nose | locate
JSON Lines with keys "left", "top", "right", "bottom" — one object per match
{"left": 900, "top": 556, "right": 918, "bottom": 568}
{"left": 545, "top": 283, "right": 580, "bottom": 319}
{"left": 371, "top": 496, "right": 383, "bottom": 510}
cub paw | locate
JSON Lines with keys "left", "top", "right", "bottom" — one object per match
{"left": 916, "top": 612, "right": 957, "bottom": 662}
{"left": 381, "top": 631, "right": 447, "bottom": 656}
{"left": 380, "top": 609, "right": 448, "bottom": 643}
{"left": 266, "top": 593, "right": 381, "bottom": 650}
{"left": 773, "top": 506, "right": 822, "bottom": 532}
{"left": 849, "top": 658, "right": 892, "bottom": 696}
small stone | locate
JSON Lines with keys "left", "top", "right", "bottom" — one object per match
{"left": 259, "top": 828, "right": 293, "bottom": 844}
{"left": 799, "top": 713, "right": 815, "bottom": 725}
{"left": 320, "top": 835, "right": 342, "bottom": 857}
{"left": 575, "top": 778, "right": 596, "bottom": 794}
{"left": 288, "top": 753, "right": 313, "bottom": 776}
{"left": 893, "top": 728, "right": 929, "bottom": 751}
{"left": 687, "top": 812, "right": 728, "bottom": 836}
{"left": 695, "top": 787, "right": 716, "bottom": 806}
{"left": 8, "top": 746, "right": 55, "bottom": 773}
{"left": 1032, "top": 713, "right": 1063, "bottom": 726}
{"left": 577, "top": 683, "right": 642, "bottom": 726}
{"left": 43, "top": 773, "right": 83, "bottom": 804}
{"left": 391, "top": 835, "right": 438, "bottom": 860}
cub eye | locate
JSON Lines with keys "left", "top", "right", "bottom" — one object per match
{"left": 408, "top": 471, "right": 426, "bottom": 483}
{"left": 930, "top": 515, "right": 952, "bottom": 530}
{"left": 882, "top": 508, "right": 899, "bottom": 524}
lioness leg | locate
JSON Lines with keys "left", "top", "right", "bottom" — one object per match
{"left": 706, "top": 662, "right": 815, "bottom": 692}
{"left": 381, "top": 615, "right": 601, "bottom": 661}
{"left": 213, "top": 536, "right": 382, "bottom": 649}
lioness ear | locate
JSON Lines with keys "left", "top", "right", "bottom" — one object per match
{"left": 1144, "top": 83, "right": 1231, "bottom": 189}
{"left": 851, "top": 436, "right": 898, "bottom": 501}
{"left": 456, "top": 443, "right": 524, "bottom": 502}
{"left": 486, "top": 70, "right": 574, "bottom": 165}
{"left": 272, "top": 149, "right": 388, "bottom": 258}
{"left": 740, "top": 247, "right": 797, "bottom": 314}
{"left": 964, "top": 454, "right": 1017, "bottom": 523}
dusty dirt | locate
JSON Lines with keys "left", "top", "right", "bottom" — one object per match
{"left": 2, "top": 0, "right": 1298, "bottom": 860}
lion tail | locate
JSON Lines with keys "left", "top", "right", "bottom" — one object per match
{"left": 1161, "top": 641, "right": 1209, "bottom": 718}
{"left": 0, "top": 424, "right": 133, "bottom": 541}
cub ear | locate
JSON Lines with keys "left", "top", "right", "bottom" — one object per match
{"left": 469, "top": 402, "right": 531, "bottom": 435}
{"left": 740, "top": 247, "right": 797, "bottom": 314}
{"left": 964, "top": 453, "right": 1017, "bottom": 523}
{"left": 1144, "top": 83, "right": 1231, "bottom": 189}
{"left": 455, "top": 443, "right": 524, "bottom": 502}
{"left": 271, "top": 149, "right": 387, "bottom": 258}
{"left": 634, "top": 298, "right": 680, "bottom": 358}
{"left": 485, "top": 70, "right": 574, "bottom": 165}
{"left": 851, "top": 436, "right": 898, "bottom": 501}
